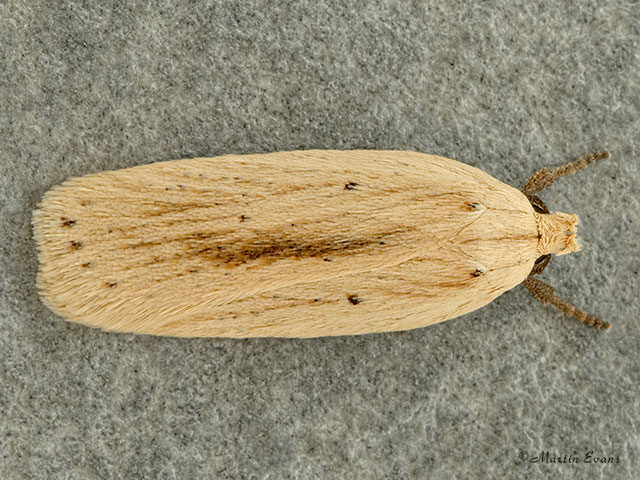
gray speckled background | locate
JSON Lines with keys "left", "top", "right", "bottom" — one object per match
{"left": 1, "top": 1, "right": 639, "bottom": 479}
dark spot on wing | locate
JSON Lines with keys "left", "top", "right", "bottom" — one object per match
{"left": 347, "top": 294, "right": 361, "bottom": 305}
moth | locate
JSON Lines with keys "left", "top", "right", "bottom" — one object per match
{"left": 33, "top": 150, "right": 610, "bottom": 337}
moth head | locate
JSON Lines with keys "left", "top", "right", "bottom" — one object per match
{"left": 527, "top": 193, "right": 580, "bottom": 262}
{"left": 535, "top": 211, "right": 580, "bottom": 256}
{"left": 520, "top": 152, "right": 611, "bottom": 330}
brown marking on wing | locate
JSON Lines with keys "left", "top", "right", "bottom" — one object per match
{"left": 186, "top": 228, "right": 414, "bottom": 266}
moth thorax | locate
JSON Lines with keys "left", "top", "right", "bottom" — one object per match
{"left": 535, "top": 212, "right": 580, "bottom": 257}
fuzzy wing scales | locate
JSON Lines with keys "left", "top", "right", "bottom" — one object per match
{"left": 33, "top": 150, "right": 538, "bottom": 337}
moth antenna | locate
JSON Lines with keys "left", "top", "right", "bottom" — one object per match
{"left": 522, "top": 276, "right": 610, "bottom": 330}
{"left": 521, "top": 151, "right": 610, "bottom": 196}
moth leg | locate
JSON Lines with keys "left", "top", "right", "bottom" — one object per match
{"left": 521, "top": 151, "right": 610, "bottom": 196}
{"left": 529, "top": 254, "right": 551, "bottom": 276}
{"left": 522, "top": 275, "right": 610, "bottom": 330}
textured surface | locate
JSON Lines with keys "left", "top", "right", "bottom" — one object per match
{"left": 33, "top": 151, "right": 540, "bottom": 338}
{"left": 1, "top": 1, "right": 638, "bottom": 478}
